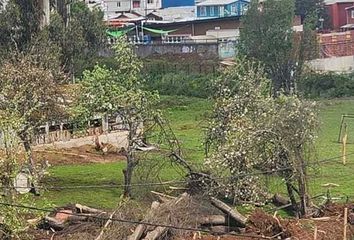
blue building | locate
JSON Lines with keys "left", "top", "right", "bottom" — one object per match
{"left": 196, "top": 0, "right": 250, "bottom": 18}
{"left": 162, "top": 0, "right": 195, "bottom": 8}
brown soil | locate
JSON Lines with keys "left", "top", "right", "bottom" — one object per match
{"left": 182, "top": 204, "right": 354, "bottom": 240}
{"left": 28, "top": 203, "right": 354, "bottom": 240}
{"left": 33, "top": 144, "right": 125, "bottom": 166}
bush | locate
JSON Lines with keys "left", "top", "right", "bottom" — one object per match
{"left": 299, "top": 71, "right": 354, "bottom": 98}
{"left": 145, "top": 72, "right": 214, "bottom": 98}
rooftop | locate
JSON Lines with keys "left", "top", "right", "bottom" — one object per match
{"left": 142, "top": 6, "right": 196, "bottom": 22}
{"left": 196, "top": 0, "right": 239, "bottom": 6}
{"left": 324, "top": 0, "right": 354, "bottom": 4}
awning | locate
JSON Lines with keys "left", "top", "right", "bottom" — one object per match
{"left": 142, "top": 27, "right": 177, "bottom": 35}
{"left": 106, "top": 28, "right": 134, "bottom": 38}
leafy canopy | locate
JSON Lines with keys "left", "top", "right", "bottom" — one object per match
{"left": 205, "top": 58, "right": 318, "bottom": 203}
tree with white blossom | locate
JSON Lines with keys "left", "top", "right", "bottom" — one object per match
{"left": 205, "top": 58, "right": 318, "bottom": 217}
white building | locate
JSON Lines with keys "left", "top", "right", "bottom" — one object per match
{"left": 99, "top": 0, "right": 162, "bottom": 16}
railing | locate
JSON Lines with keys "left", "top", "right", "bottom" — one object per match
{"left": 108, "top": 36, "right": 235, "bottom": 45}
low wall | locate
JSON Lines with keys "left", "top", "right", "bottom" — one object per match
{"left": 34, "top": 131, "right": 129, "bottom": 150}
{"left": 307, "top": 55, "right": 354, "bottom": 73}
{"left": 134, "top": 42, "right": 237, "bottom": 60}
{"left": 135, "top": 43, "right": 219, "bottom": 59}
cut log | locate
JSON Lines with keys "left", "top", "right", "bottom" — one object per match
{"left": 142, "top": 227, "right": 168, "bottom": 240}
{"left": 199, "top": 215, "right": 226, "bottom": 225}
{"left": 210, "top": 197, "right": 247, "bottom": 227}
{"left": 128, "top": 224, "right": 146, "bottom": 240}
{"left": 67, "top": 215, "right": 89, "bottom": 222}
{"left": 311, "top": 217, "right": 331, "bottom": 221}
{"left": 151, "top": 191, "right": 176, "bottom": 203}
{"left": 209, "top": 225, "right": 231, "bottom": 234}
{"left": 127, "top": 201, "right": 161, "bottom": 240}
{"left": 44, "top": 216, "right": 65, "bottom": 231}
{"left": 75, "top": 204, "right": 106, "bottom": 214}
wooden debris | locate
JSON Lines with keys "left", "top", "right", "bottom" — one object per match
{"left": 75, "top": 204, "right": 106, "bottom": 214}
{"left": 142, "top": 226, "right": 168, "bottom": 240}
{"left": 311, "top": 217, "right": 331, "bottom": 221}
{"left": 128, "top": 224, "right": 147, "bottom": 240}
{"left": 209, "top": 225, "right": 231, "bottom": 234}
{"left": 127, "top": 201, "right": 161, "bottom": 240}
{"left": 95, "top": 210, "right": 118, "bottom": 240}
{"left": 44, "top": 216, "right": 65, "bottom": 231}
{"left": 151, "top": 191, "right": 176, "bottom": 203}
{"left": 210, "top": 197, "right": 247, "bottom": 227}
{"left": 199, "top": 215, "right": 226, "bottom": 225}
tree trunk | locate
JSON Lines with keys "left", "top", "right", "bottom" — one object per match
{"left": 122, "top": 119, "right": 140, "bottom": 198}
{"left": 210, "top": 197, "right": 247, "bottom": 227}
{"left": 295, "top": 147, "right": 310, "bottom": 217}
{"left": 123, "top": 154, "right": 135, "bottom": 198}
{"left": 19, "top": 130, "right": 39, "bottom": 195}
{"left": 285, "top": 181, "right": 298, "bottom": 213}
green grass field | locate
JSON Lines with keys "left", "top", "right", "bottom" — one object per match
{"left": 38, "top": 96, "right": 354, "bottom": 209}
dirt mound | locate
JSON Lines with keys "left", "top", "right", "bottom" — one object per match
{"left": 33, "top": 145, "right": 125, "bottom": 165}
{"left": 182, "top": 204, "right": 354, "bottom": 240}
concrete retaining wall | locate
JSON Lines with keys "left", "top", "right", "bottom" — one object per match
{"left": 307, "top": 55, "right": 354, "bottom": 73}
{"left": 134, "top": 42, "right": 237, "bottom": 59}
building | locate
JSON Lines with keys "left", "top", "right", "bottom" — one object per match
{"left": 101, "top": 0, "right": 194, "bottom": 16}
{"left": 145, "top": 6, "right": 195, "bottom": 21}
{"left": 342, "top": 5, "right": 354, "bottom": 28}
{"left": 104, "top": 0, "right": 132, "bottom": 13}
{"left": 325, "top": 0, "right": 354, "bottom": 30}
{"left": 196, "top": 0, "right": 250, "bottom": 19}
{"left": 162, "top": 0, "right": 194, "bottom": 8}
{"left": 144, "top": 15, "right": 242, "bottom": 39}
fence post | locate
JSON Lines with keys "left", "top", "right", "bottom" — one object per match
{"left": 344, "top": 207, "right": 348, "bottom": 240}
{"left": 342, "top": 123, "right": 348, "bottom": 165}
{"left": 314, "top": 225, "right": 317, "bottom": 240}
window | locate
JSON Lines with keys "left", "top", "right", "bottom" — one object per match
{"left": 210, "top": 6, "right": 215, "bottom": 16}
{"left": 231, "top": 4, "right": 236, "bottom": 14}
{"left": 133, "top": 0, "right": 140, "bottom": 8}
{"left": 200, "top": 6, "right": 207, "bottom": 16}
{"left": 117, "top": 1, "right": 121, "bottom": 7}
{"left": 148, "top": 0, "right": 154, "bottom": 3}
{"left": 351, "top": 10, "right": 354, "bottom": 19}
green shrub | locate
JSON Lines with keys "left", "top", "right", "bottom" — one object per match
{"left": 299, "top": 72, "right": 354, "bottom": 98}
{"left": 145, "top": 72, "right": 214, "bottom": 98}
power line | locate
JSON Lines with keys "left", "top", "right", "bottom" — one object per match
{"left": 0, "top": 202, "right": 271, "bottom": 239}
{"left": 5, "top": 151, "right": 354, "bottom": 191}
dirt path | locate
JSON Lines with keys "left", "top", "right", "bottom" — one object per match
{"left": 34, "top": 145, "right": 125, "bottom": 165}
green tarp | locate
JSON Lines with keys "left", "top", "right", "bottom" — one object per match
{"left": 142, "top": 27, "right": 177, "bottom": 35}
{"left": 106, "top": 27, "right": 177, "bottom": 38}
{"left": 106, "top": 28, "right": 134, "bottom": 38}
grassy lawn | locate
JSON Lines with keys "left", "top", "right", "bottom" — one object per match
{"left": 36, "top": 96, "right": 354, "bottom": 209}
{"left": 37, "top": 96, "right": 211, "bottom": 208}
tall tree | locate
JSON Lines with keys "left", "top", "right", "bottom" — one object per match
{"left": 239, "top": 0, "right": 318, "bottom": 95}
{"left": 239, "top": 0, "right": 296, "bottom": 94}
{"left": 0, "top": 0, "right": 42, "bottom": 51}
{"left": 206, "top": 58, "right": 318, "bottom": 217}
{"left": 76, "top": 38, "right": 159, "bottom": 197}
{"left": 0, "top": 53, "right": 65, "bottom": 193}
{"left": 48, "top": 1, "right": 106, "bottom": 78}
{"left": 295, "top": 0, "right": 325, "bottom": 23}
